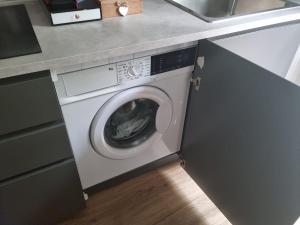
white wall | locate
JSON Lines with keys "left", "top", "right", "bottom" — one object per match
{"left": 286, "top": 44, "right": 300, "bottom": 85}
{"left": 0, "top": 0, "right": 35, "bottom": 6}
{"left": 213, "top": 23, "right": 300, "bottom": 79}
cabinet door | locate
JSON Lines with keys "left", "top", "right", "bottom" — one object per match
{"left": 0, "top": 70, "right": 62, "bottom": 136}
{"left": 0, "top": 123, "right": 73, "bottom": 181}
{"left": 181, "top": 40, "right": 300, "bottom": 225}
{"left": 0, "top": 159, "right": 85, "bottom": 225}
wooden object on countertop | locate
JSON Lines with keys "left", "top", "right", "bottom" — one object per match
{"left": 59, "top": 162, "right": 231, "bottom": 225}
{"left": 99, "top": 0, "right": 142, "bottom": 18}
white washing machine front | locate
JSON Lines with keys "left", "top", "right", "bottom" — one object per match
{"left": 90, "top": 86, "right": 173, "bottom": 159}
{"left": 55, "top": 61, "right": 193, "bottom": 189}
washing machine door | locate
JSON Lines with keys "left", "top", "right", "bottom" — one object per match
{"left": 90, "top": 86, "right": 173, "bottom": 159}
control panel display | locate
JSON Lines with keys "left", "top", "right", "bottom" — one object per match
{"left": 117, "top": 57, "right": 151, "bottom": 83}
{"left": 151, "top": 47, "right": 197, "bottom": 75}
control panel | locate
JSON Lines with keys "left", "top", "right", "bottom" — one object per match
{"left": 117, "top": 56, "right": 151, "bottom": 83}
{"left": 151, "top": 47, "right": 197, "bottom": 75}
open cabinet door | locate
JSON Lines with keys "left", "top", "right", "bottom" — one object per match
{"left": 181, "top": 40, "right": 300, "bottom": 225}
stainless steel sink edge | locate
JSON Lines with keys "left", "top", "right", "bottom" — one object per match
{"left": 166, "top": 0, "right": 300, "bottom": 23}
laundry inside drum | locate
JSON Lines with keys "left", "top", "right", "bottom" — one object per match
{"left": 104, "top": 99, "right": 159, "bottom": 148}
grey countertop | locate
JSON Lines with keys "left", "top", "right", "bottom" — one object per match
{"left": 1, "top": 0, "right": 300, "bottom": 78}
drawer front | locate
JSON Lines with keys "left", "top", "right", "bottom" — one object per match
{"left": 51, "top": 8, "right": 101, "bottom": 25}
{"left": 0, "top": 160, "right": 85, "bottom": 225}
{"left": 0, "top": 123, "right": 73, "bottom": 181}
{"left": 61, "top": 63, "right": 117, "bottom": 96}
{"left": 0, "top": 71, "right": 62, "bottom": 136}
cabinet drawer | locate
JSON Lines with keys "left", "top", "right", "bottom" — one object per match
{"left": 61, "top": 63, "right": 117, "bottom": 96}
{"left": 0, "top": 159, "right": 85, "bottom": 225}
{"left": 0, "top": 123, "right": 73, "bottom": 181}
{"left": 0, "top": 71, "right": 61, "bottom": 136}
{"left": 50, "top": 8, "right": 101, "bottom": 25}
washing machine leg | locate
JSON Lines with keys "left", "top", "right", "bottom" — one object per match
{"left": 83, "top": 192, "right": 89, "bottom": 201}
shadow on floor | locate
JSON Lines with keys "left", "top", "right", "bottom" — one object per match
{"left": 58, "top": 162, "right": 230, "bottom": 225}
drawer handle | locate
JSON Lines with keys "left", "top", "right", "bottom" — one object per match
{"left": 75, "top": 14, "right": 80, "bottom": 19}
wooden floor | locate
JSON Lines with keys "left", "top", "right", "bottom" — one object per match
{"left": 59, "top": 162, "right": 231, "bottom": 225}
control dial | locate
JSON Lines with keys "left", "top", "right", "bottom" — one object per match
{"left": 117, "top": 56, "right": 151, "bottom": 83}
{"left": 127, "top": 66, "right": 136, "bottom": 77}
{"left": 127, "top": 63, "right": 143, "bottom": 77}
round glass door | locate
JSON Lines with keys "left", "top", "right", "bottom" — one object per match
{"left": 90, "top": 86, "right": 173, "bottom": 159}
{"left": 104, "top": 99, "right": 159, "bottom": 148}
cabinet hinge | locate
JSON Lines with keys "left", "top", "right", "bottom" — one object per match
{"left": 191, "top": 77, "right": 201, "bottom": 91}
{"left": 180, "top": 159, "right": 186, "bottom": 168}
{"left": 197, "top": 56, "right": 205, "bottom": 69}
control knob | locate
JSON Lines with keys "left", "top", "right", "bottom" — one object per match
{"left": 127, "top": 63, "right": 143, "bottom": 77}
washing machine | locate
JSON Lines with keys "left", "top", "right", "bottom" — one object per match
{"left": 54, "top": 46, "right": 197, "bottom": 189}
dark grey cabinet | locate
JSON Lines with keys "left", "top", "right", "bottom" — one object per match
{"left": 0, "top": 70, "right": 85, "bottom": 225}
{"left": 0, "top": 123, "right": 73, "bottom": 180}
{"left": 0, "top": 70, "right": 61, "bottom": 136}
{"left": 0, "top": 160, "right": 85, "bottom": 225}
{"left": 181, "top": 40, "right": 300, "bottom": 225}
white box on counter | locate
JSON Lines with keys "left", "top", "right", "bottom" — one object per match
{"left": 41, "top": 0, "right": 102, "bottom": 25}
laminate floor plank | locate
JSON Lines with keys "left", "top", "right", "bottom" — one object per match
{"left": 59, "top": 162, "right": 230, "bottom": 225}
{"left": 155, "top": 195, "right": 231, "bottom": 225}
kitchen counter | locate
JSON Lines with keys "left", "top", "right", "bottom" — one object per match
{"left": 1, "top": 0, "right": 300, "bottom": 78}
